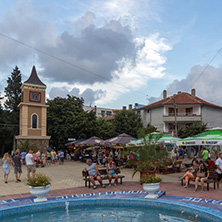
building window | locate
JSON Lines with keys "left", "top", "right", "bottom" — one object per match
{"left": 106, "top": 111, "right": 112, "bottom": 116}
{"left": 168, "top": 107, "right": 178, "bottom": 116}
{"left": 32, "top": 114, "right": 38, "bottom": 129}
{"left": 101, "top": 110, "right": 105, "bottom": 117}
{"left": 186, "top": 107, "right": 193, "bottom": 116}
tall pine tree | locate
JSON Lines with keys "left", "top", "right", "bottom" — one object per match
{"left": 4, "top": 66, "right": 22, "bottom": 115}
{"left": 4, "top": 66, "right": 22, "bottom": 151}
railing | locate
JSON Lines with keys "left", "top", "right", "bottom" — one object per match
{"left": 164, "top": 113, "right": 200, "bottom": 116}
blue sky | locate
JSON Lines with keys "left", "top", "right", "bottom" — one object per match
{"left": 0, "top": 0, "right": 222, "bottom": 108}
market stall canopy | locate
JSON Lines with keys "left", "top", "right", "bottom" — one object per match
{"left": 128, "top": 133, "right": 180, "bottom": 146}
{"left": 76, "top": 136, "right": 104, "bottom": 147}
{"left": 176, "top": 129, "right": 222, "bottom": 146}
{"left": 65, "top": 139, "right": 85, "bottom": 147}
{"left": 103, "top": 133, "right": 136, "bottom": 146}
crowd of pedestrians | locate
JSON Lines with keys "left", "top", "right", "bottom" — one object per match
{"left": 1, "top": 147, "right": 67, "bottom": 183}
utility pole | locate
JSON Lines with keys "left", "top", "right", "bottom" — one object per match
{"left": 172, "top": 97, "right": 177, "bottom": 137}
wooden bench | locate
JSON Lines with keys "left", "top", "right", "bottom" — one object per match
{"left": 157, "top": 161, "right": 183, "bottom": 174}
{"left": 82, "top": 168, "right": 125, "bottom": 188}
{"left": 180, "top": 171, "right": 218, "bottom": 191}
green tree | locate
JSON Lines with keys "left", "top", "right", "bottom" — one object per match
{"left": 177, "top": 122, "right": 207, "bottom": 138}
{"left": 113, "top": 110, "right": 142, "bottom": 138}
{"left": 138, "top": 123, "right": 157, "bottom": 138}
{"left": 3, "top": 66, "right": 22, "bottom": 152}
{"left": 4, "top": 66, "right": 22, "bottom": 114}
{"left": 47, "top": 95, "right": 99, "bottom": 148}
{"left": 125, "top": 132, "right": 169, "bottom": 178}
{"left": 95, "top": 118, "right": 116, "bottom": 140}
{"left": 0, "top": 107, "right": 14, "bottom": 155}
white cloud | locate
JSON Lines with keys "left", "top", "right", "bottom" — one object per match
{"left": 0, "top": 0, "right": 171, "bottom": 106}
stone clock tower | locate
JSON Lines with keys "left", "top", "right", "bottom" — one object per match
{"left": 15, "top": 66, "right": 50, "bottom": 151}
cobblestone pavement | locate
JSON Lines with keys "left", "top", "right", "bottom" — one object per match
{"left": 0, "top": 160, "right": 141, "bottom": 196}
{"left": 0, "top": 160, "right": 221, "bottom": 201}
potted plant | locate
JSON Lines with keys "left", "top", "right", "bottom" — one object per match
{"left": 140, "top": 174, "right": 162, "bottom": 193}
{"left": 27, "top": 172, "right": 51, "bottom": 202}
{"left": 125, "top": 131, "right": 169, "bottom": 180}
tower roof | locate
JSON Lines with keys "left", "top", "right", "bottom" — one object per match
{"left": 24, "top": 66, "right": 46, "bottom": 86}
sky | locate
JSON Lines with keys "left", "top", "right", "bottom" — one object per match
{"left": 0, "top": 0, "right": 222, "bottom": 109}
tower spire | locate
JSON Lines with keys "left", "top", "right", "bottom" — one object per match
{"left": 24, "top": 66, "right": 45, "bottom": 86}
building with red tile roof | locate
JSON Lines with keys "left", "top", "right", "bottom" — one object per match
{"left": 134, "top": 89, "right": 222, "bottom": 135}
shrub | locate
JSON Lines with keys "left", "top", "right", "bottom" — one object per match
{"left": 140, "top": 174, "right": 162, "bottom": 184}
{"left": 27, "top": 172, "right": 51, "bottom": 187}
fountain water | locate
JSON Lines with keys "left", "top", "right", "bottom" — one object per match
{"left": 65, "top": 201, "right": 70, "bottom": 222}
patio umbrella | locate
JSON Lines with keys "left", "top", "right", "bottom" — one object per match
{"left": 176, "top": 129, "right": 222, "bottom": 146}
{"left": 128, "top": 133, "right": 180, "bottom": 146}
{"left": 103, "top": 133, "right": 136, "bottom": 146}
{"left": 76, "top": 136, "right": 104, "bottom": 147}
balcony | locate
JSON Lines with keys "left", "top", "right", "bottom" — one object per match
{"left": 163, "top": 114, "right": 201, "bottom": 122}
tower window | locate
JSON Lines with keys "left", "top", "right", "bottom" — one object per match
{"left": 32, "top": 114, "right": 38, "bottom": 128}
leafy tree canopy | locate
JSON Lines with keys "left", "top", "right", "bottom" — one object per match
{"left": 95, "top": 118, "right": 116, "bottom": 140}
{"left": 4, "top": 66, "right": 22, "bottom": 113}
{"left": 177, "top": 122, "right": 207, "bottom": 139}
{"left": 113, "top": 110, "right": 143, "bottom": 138}
{"left": 47, "top": 95, "right": 101, "bottom": 148}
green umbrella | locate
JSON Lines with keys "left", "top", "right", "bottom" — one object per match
{"left": 128, "top": 133, "right": 180, "bottom": 146}
{"left": 176, "top": 129, "right": 222, "bottom": 146}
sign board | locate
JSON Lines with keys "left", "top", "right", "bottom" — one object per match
{"left": 68, "top": 138, "right": 76, "bottom": 141}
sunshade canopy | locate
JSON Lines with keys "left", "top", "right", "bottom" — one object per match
{"left": 176, "top": 129, "right": 222, "bottom": 146}
{"left": 128, "top": 133, "right": 180, "bottom": 146}
{"left": 76, "top": 136, "right": 104, "bottom": 147}
{"left": 103, "top": 133, "right": 136, "bottom": 146}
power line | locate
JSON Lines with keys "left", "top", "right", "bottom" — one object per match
{"left": 187, "top": 47, "right": 222, "bottom": 91}
{"left": 0, "top": 32, "right": 147, "bottom": 96}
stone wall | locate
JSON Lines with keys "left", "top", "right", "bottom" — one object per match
{"left": 16, "top": 138, "right": 49, "bottom": 153}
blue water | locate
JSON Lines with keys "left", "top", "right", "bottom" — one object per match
{"left": 3, "top": 205, "right": 210, "bottom": 222}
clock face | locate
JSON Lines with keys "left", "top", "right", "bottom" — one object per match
{"left": 30, "top": 92, "right": 41, "bottom": 102}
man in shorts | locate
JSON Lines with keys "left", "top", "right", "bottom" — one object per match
{"left": 216, "top": 152, "right": 222, "bottom": 188}
{"left": 12, "top": 151, "right": 23, "bottom": 182}
{"left": 83, "top": 159, "right": 105, "bottom": 189}
{"left": 25, "top": 149, "right": 36, "bottom": 179}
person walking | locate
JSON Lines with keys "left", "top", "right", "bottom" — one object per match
{"left": 20, "top": 151, "right": 27, "bottom": 165}
{"left": 2, "top": 153, "right": 11, "bottom": 183}
{"left": 60, "top": 150, "right": 65, "bottom": 165}
{"left": 12, "top": 151, "right": 23, "bottom": 182}
{"left": 46, "top": 150, "right": 51, "bottom": 166}
{"left": 216, "top": 152, "right": 222, "bottom": 188}
{"left": 25, "top": 149, "right": 36, "bottom": 179}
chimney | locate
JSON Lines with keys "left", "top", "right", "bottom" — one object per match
{"left": 122, "top": 106, "right": 126, "bottom": 110}
{"left": 163, "top": 90, "right": 167, "bottom": 99}
{"left": 191, "top": 89, "right": 196, "bottom": 97}
{"left": 129, "top": 104, "right": 132, "bottom": 110}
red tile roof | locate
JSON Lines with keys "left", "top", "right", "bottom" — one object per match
{"left": 136, "top": 92, "right": 222, "bottom": 110}
{"left": 105, "top": 116, "right": 115, "bottom": 121}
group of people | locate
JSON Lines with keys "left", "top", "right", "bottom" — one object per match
{"left": 1, "top": 147, "right": 67, "bottom": 183}
{"left": 82, "top": 149, "right": 122, "bottom": 167}
{"left": 83, "top": 157, "right": 119, "bottom": 189}
{"left": 179, "top": 152, "right": 222, "bottom": 192}
{"left": 46, "top": 149, "right": 65, "bottom": 165}
{"left": 2, "top": 149, "right": 36, "bottom": 183}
